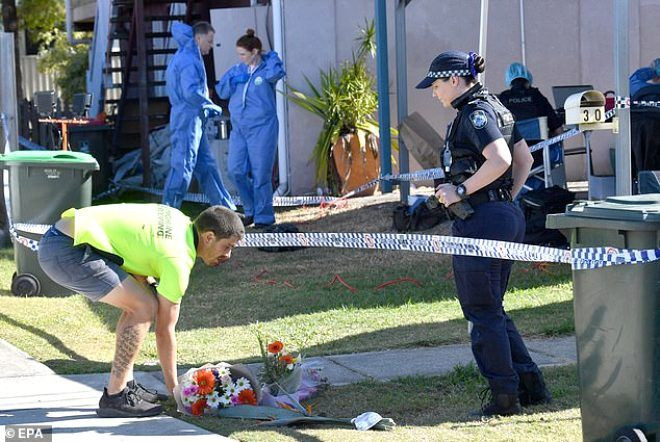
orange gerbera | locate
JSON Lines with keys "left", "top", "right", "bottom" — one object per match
{"left": 267, "top": 340, "right": 284, "bottom": 354}
{"left": 237, "top": 388, "right": 257, "bottom": 405}
{"left": 193, "top": 369, "right": 216, "bottom": 395}
{"left": 191, "top": 398, "right": 207, "bottom": 416}
{"left": 280, "top": 354, "right": 294, "bottom": 365}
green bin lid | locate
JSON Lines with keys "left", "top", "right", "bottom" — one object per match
{"left": 565, "top": 194, "right": 660, "bottom": 222}
{"left": 0, "top": 150, "right": 99, "bottom": 168}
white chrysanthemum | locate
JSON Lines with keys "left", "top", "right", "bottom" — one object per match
{"left": 234, "top": 377, "right": 251, "bottom": 392}
{"left": 225, "top": 383, "right": 238, "bottom": 396}
{"left": 219, "top": 393, "right": 232, "bottom": 407}
{"left": 182, "top": 394, "right": 198, "bottom": 406}
{"left": 215, "top": 366, "right": 230, "bottom": 377}
{"left": 206, "top": 392, "right": 221, "bottom": 408}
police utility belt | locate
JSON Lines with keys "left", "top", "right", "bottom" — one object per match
{"left": 466, "top": 187, "right": 512, "bottom": 206}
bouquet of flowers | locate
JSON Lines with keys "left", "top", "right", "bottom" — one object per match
{"left": 259, "top": 338, "right": 304, "bottom": 396}
{"left": 173, "top": 362, "right": 260, "bottom": 416}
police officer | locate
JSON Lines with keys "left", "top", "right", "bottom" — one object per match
{"left": 498, "top": 63, "right": 563, "bottom": 137}
{"left": 416, "top": 51, "right": 552, "bottom": 416}
{"left": 498, "top": 63, "right": 563, "bottom": 177}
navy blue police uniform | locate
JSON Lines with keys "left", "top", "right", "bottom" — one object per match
{"left": 499, "top": 85, "right": 563, "bottom": 168}
{"left": 416, "top": 51, "right": 551, "bottom": 414}
{"left": 498, "top": 86, "right": 563, "bottom": 134}
{"left": 447, "top": 83, "right": 540, "bottom": 396}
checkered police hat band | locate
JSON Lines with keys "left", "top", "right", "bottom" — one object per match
{"left": 427, "top": 69, "right": 472, "bottom": 78}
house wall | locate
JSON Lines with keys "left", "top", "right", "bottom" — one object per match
{"left": 281, "top": 0, "right": 398, "bottom": 194}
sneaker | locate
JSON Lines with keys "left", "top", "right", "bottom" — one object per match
{"left": 518, "top": 371, "right": 552, "bottom": 406}
{"left": 239, "top": 214, "right": 254, "bottom": 227}
{"left": 472, "top": 387, "right": 522, "bottom": 417}
{"left": 96, "top": 387, "right": 162, "bottom": 418}
{"left": 127, "top": 379, "right": 169, "bottom": 403}
{"left": 253, "top": 223, "right": 273, "bottom": 229}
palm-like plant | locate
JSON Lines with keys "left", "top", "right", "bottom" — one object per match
{"left": 287, "top": 20, "right": 393, "bottom": 190}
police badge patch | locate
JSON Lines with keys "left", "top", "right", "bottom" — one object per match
{"left": 469, "top": 110, "right": 488, "bottom": 129}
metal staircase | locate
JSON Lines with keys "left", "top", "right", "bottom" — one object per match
{"left": 102, "top": 0, "right": 212, "bottom": 186}
{"left": 87, "top": 0, "right": 249, "bottom": 187}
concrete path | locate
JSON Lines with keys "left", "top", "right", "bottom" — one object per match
{"left": 0, "top": 336, "right": 576, "bottom": 441}
{"left": 0, "top": 341, "right": 231, "bottom": 441}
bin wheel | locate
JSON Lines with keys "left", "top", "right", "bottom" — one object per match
{"left": 11, "top": 273, "right": 41, "bottom": 296}
{"left": 614, "top": 427, "right": 648, "bottom": 442}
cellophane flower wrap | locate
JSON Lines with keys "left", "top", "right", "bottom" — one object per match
{"left": 257, "top": 336, "right": 325, "bottom": 409}
{"left": 173, "top": 362, "right": 260, "bottom": 416}
{"left": 259, "top": 339, "right": 303, "bottom": 395}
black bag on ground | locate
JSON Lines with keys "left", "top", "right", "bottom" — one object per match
{"left": 257, "top": 223, "right": 306, "bottom": 253}
{"left": 392, "top": 199, "right": 447, "bottom": 232}
{"left": 520, "top": 186, "right": 575, "bottom": 247}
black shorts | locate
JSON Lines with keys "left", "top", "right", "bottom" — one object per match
{"left": 37, "top": 226, "right": 128, "bottom": 301}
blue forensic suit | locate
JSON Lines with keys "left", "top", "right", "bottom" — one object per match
{"left": 216, "top": 51, "right": 285, "bottom": 225}
{"left": 629, "top": 66, "right": 658, "bottom": 99}
{"left": 447, "top": 85, "right": 543, "bottom": 395}
{"left": 163, "top": 22, "right": 235, "bottom": 210}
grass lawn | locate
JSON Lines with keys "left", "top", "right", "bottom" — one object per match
{"left": 163, "top": 364, "right": 582, "bottom": 442}
{"left": 0, "top": 192, "right": 578, "bottom": 440}
{"left": 0, "top": 192, "right": 574, "bottom": 374}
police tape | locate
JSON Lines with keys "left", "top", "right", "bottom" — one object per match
{"left": 10, "top": 223, "right": 660, "bottom": 271}
{"left": 335, "top": 168, "right": 447, "bottom": 200}
{"left": 239, "top": 232, "right": 660, "bottom": 270}
{"left": 527, "top": 127, "right": 581, "bottom": 154}
{"left": 115, "top": 182, "right": 338, "bottom": 207}
{"left": 101, "top": 167, "right": 448, "bottom": 207}
{"left": 615, "top": 96, "right": 660, "bottom": 109}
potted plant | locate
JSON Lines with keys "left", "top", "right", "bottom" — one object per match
{"left": 287, "top": 20, "right": 395, "bottom": 196}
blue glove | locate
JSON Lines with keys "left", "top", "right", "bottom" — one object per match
{"left": 202, "top": 103, "right": 223, "bottom": 118}
{"left": 653, "top": 58, "right": 660, "bottom": 77}
{"left": 230, "top": 73, "right": 249, "bottom": 87}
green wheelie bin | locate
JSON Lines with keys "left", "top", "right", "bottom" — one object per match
{"left": 546, "top": 194, "right": 660, "bottom": 442}
{"left": 0, "top": 150, "right": 99, "bottom": 296}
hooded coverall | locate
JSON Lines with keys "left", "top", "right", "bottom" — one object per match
{"left": 216, "top": 51, "right": 285, "bottom": 225}
{"left": 163, "top": 22, "right": 235, "bottom": 210}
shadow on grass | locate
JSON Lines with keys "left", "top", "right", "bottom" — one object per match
{"left": 41, "top": 359, "right": 164, "bottom": 376}
{"left": 0, "top": 311, "right": 164, "bottom": 375}
{"left": 296, "top": 299, "right": 574, "bottom": 358}
{"left": 0, "top": 312, "right": 91, "bottom": 362}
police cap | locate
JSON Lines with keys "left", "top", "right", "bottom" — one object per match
{"left": 416, "top": 50, "right": 477, "bottom": 89}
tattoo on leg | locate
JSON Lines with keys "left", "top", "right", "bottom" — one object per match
{"left": 110, "top": 324, "right": 144, "bottom": 378}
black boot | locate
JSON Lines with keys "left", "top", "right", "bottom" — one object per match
{"left": 474, "top": 388, "right": 522, "bottom": 417}
{"left": 518, "top": 371, "right": 552, "bottom": 406}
